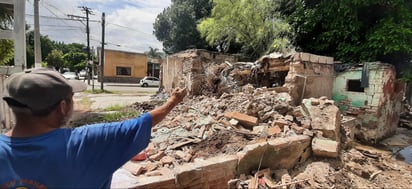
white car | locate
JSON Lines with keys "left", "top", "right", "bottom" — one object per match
{"left": 139, "top": 76, "right": 160, "bottom": 87}
{"left": 62, "top": 72, "right": 78, "bottom": 80}
{"left": 78, "top": 70, "right": 87, "bottom": 80}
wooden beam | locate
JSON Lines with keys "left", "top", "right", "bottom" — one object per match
{"left": 0, "top": 30, "right": 12, "bottom": 39}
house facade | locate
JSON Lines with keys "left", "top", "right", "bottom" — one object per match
{"left": 98, "top": 48, "right": 148, "bottom": 83}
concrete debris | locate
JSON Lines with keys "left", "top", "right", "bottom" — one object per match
{"left": 121, "top": 86, "right": 346, "bottom": 181}
{"left": 312, "top": 137, "right": 339, "bottom": 158}
{"left": 302, "top": 97, "right": 341, "bottom": 141}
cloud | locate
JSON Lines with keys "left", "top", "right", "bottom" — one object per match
{"left": 26, "top": 0, "right": 171, "bottom": 53}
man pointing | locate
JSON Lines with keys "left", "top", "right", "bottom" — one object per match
{"left": 0, "top": 68, "right": 186, "bottom": 188}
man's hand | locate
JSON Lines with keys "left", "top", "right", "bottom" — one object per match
{"left": 169, "top": 87, "right": 187, "bottom": 105}
{"left": 149, "top": 87, "right": 187, "bottom": 127}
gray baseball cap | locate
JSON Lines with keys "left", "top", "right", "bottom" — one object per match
{"left": 2, "top": 68, "right": 87, "bottom": 112}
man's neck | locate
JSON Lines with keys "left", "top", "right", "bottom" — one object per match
{"left": 5, "top": 118, "right": 59, "bottom": 138}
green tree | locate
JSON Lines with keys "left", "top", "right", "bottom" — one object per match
{"left": 0, "top": 4, "right": 14, "bottom": 65}
{"left": 26, "top": 31, "right": 56, "bottom": 68}
{"left": 0, "top": 4, "right": 12, "bottom": 30}
{"left": 145, "top": 47, "right": 164, "bottom": 58}
{"left": 45, "top": 49, "right": 65, "bottom": 70}
{"left": 63, "top": 51, "right": 87, "bottom": 71}
{"left": 153, "top": 0, "right": 214, "bottom": 54}
{"left": 198, "top": 0, "right": 293, "bottom": 60}
{"left": 286, "top": 0, "right": 412, "bottom": 67}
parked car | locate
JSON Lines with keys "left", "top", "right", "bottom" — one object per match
{"left": 138, "top": 76, "right": 160, "bottom": 87}
{"left": 62, "top": 72, "right": 78, "bottom": 80}
{"left": 78, "top": 70, "right": 87, "bottom": 80}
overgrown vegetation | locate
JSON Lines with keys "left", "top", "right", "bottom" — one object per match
{"left": 154, "top": 0, "right": 412, "bottom": 76}
{"left": 285, "top": 0, "right": 412, "bottom": 66}
{"left": 198, "top": 0, "right": 293, "bottom": 60}
{"left": 153, "top": 0, "right": 214, "bottom": 54}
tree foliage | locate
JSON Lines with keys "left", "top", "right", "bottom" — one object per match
{"left": 153, "top": 0, "right": 214, "bottom": 54}
{"left": 145, "top": 47, "right": 164, "bottom": 58}
{"left": 0, "top": 4, "right": 13, "bottom": 30}
{"left": 0, "top": 40, "right": 14, "bottom": 65}
{"left": 24, "top": 31, "right": 87, "bottom": 70}
{"left": 198, "top": 0, "right": 293, "bottom": 60}
{"left": 0, "top": 4, "right": 14, "bottom": 65}
{"left": 45, "top": 49, "right": 65, "bottom": 70}
{"left": 286, "top": 0, "right": 412, "bottom": 66}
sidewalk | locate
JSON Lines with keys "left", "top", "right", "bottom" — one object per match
{"left": 81, "top": 80, "right": 141, "bottom": 87}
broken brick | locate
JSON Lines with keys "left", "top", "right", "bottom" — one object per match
{"left": 175, "top": 150, "right": 186, "bottom": 160}
{"left": 226, "top": 112, "right": 258, "bottom": 128}
{"left": 145, "top": 162, "right": 159, "bottom": 172}
{"left": 291, "top": 124, "right": 305, "bottom": 134}
{"left": 272, "top": 120, "right": 289, "bottom": 128}
{"left": 312, "top": 137, "right": 339, "bottom": 158}
{"left": 161, "top": 156, "right": 175, "bottom": 165}
{"left": 285, "top": 115, "right": 294, "bottom": 122}
{"left": 150, "top": 151, "right": 166, "bottom": 161}
{"left": 122, "top": 161, "right": 144, "bottom": 176}
{"left": 267, "top": 126, "right": 282, "bottom": 136}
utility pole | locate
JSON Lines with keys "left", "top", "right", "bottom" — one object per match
{"left": 34, "top": 0, "right": 42, "bottom": 68}
{"left": 80, "top": 6, "right": 93, "bottom": 88}
{"left": 100, "top": 12, "right": 105, "bottom": 91}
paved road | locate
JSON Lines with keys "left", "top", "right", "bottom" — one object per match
{"left": 74, "top": 81, "right": 160, "bottom": 111}
{"left": 83, "top": 80, "right": 159, "bottom": 93}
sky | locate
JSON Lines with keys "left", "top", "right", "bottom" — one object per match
{"left": 25, "top": 0, "right": 171, "bottom": 53}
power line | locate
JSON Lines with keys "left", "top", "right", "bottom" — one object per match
{"left": 27, "top": 23, "right": 83, "bottom": 28}
{"left": 41, "top": 28, "right": 83, "bottom": 31}
{"left": 39, "top": 2, "right": 86, "bottom": 38}
{"left": 106, "top": 23, "right": 153, "bottom": 37}
{"left": 26, "top": 14, "right": 74, "bottom": 21}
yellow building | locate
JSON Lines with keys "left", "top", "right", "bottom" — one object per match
{"left": 99, "top": 48, "right": 148, "bottom": 83}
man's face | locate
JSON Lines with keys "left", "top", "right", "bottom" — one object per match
{"left": 60, "top": 94, "right": 74, "bottom": 126}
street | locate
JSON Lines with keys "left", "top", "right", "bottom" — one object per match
{"left": 83, "top": 80, "right": 159, "bottom": 93}
{"left": 72, "top": 80, "right": 160, "bottom": 112}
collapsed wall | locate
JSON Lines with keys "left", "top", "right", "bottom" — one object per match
{"left": 113, "top": 86, "right": 344, "bottom": 188}
{"left": 162, "top": 49, "right": 237, "bottom": 95}
{"left": 332, "top": 62, "right": 404, "bottom": 143}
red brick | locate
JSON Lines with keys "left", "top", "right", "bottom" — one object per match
{"left": 226, "top": 112, "right": 258, "bottom": 128}
{"left": 272, "top": 119, "right": 289, "bottom": 128}
{"left": 150, "top": 151, "right": 165, "bottom": 161}
{"left": 122, "top": 161, "right": 144, "bottom": 176}
{"left": 267, "top": 126, "right": 281, "bottom": 136}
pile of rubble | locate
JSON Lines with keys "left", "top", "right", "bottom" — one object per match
{"left": 123, "top": 85, "right": 343, "bottom": 182}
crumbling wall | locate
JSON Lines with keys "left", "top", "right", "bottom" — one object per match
{"left": 332, "top": 62, "right": 404, "bottom": 143}
{"left": 284, "top": 53, "right": 335, "bottom": 105}
{"left": 163, "top": 49, "right": 237, "bottom": 95}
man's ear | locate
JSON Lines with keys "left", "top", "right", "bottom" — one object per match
{"left": 58, "top": 100, "right": 68, "bottom": 116}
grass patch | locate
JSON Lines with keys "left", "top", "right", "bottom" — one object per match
{"left": 100, "top": 111, "right": 141, "bottom": 122}
{"left": 83, "top": 89, "right": 119, "bottom": 94}
{"left": 70, "top": 107, "right": 141, "bottom": 127}
{"left": 76, "top": 97, "right": 93, "bottom": 109}
{"left": 103, "top": 104, "right": 125, "bottom": 111}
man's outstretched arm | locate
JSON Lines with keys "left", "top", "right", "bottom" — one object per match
{"left": 149, "top": 87, "right": 187, "bottom": 126}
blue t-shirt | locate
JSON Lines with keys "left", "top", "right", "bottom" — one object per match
{"left": 0, "top": 113, "right": 152, "bottom": 188}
